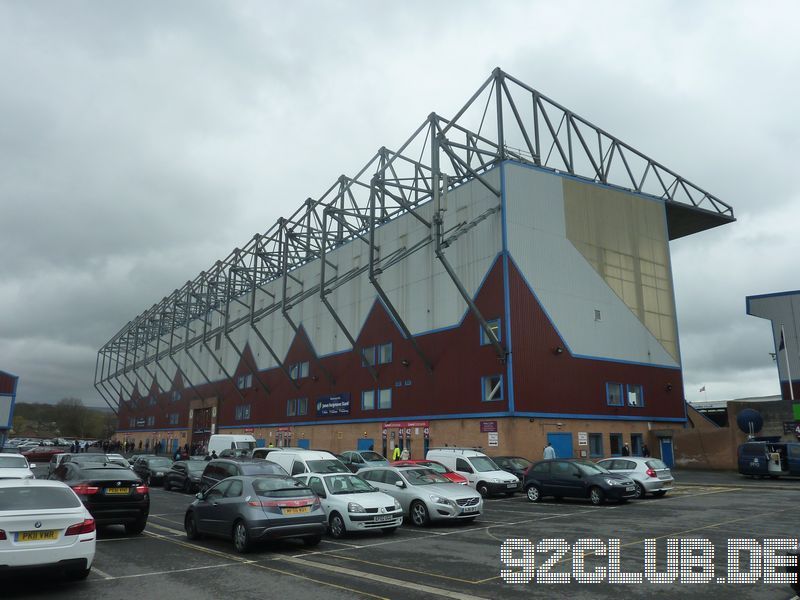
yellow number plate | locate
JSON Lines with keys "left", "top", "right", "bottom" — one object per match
{"left": 281, "top": 506, "right": 311, "bottom": 515}
{"left": 105, "top": 487, "right": 130, "bottom": 495}
{"left": 18, "top": 530, "right": 58, "bottom": 542}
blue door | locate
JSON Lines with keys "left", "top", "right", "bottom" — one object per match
{"left": 659, "top": 437, "right": 674, "bottom": 467}
{"left": 297, "top": 439, "right": 310, "bottom": 450}
{"left": 547, "top": 433, "right": 574, "bottom": 459}
{"left": 357, "top": 438, "right": 374, "bottom": 451}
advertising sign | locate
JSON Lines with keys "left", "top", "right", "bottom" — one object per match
{"left": 480, "top": 421, "right": 498, "bottom": 433}
{"left": 316, "top": 393, "right": 351, "bottom": 416}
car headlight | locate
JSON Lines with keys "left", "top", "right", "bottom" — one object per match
{"left": 393, "top": 499, "right": 401, "bottom": 510}
{"left": 429, "top": 495, "right": 454, "bottom": 506}
{"left": 604, "top": 478, "right": 620, "bottom": 486}
{"left": 348, "top": 502, "right": 366, "bottom": 513}
{"left": 490, "top": 478, "right": 503, "bottom": 483}
{"left": 156, "top": 472, "right": 164, "bottom": 476}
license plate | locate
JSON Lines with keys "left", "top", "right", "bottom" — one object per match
{"left": 374, "top": 515, "right": 394, "bottom": 522}
{"left": 282, "top": 506, "right": 311, "bottom": 515}
{"left": 105, "top": 487, "right": 130, "bottom": 495}
{"left": 462, "top": 505, "right": 479, "bottom": 513}
{"left": 506, "top": 483, "right": 516, "bottom": 488}
{"left": 17, "top": 530, "right": 58, "bottom": 542}
{"left": 625, "top": 486, "right": 635, "bottom": 492}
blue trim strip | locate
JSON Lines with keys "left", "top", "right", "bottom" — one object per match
{"left": 500, "top": 162, "right": 515, "bottom": 413}
{"left": 514, "top": 411, "right": 686, "bottom": 423}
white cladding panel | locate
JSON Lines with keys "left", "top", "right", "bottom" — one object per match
{"left": 163, "top": 172, "right": 502, "bottom": 384}
{"left": 505, "top": 163, "right": 678, "bottom": 367}
{"left": 0, "top": 397, "right": 12, "bottom": 427}
{"left": 748, "top": 294, "right": 800, "bottom": 382}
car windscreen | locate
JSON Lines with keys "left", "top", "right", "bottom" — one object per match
{"left": 235, "top": 441, "right": 256, "bottom": 450}
{"left": 77, "top": 467, "right": 139, "bottom": 481}
{"left": 186, "top": 461, "right": 207, "bottom": 472}
{"left": 240, "top": 462, "right": 285, "bottom": 475}
{"left": 470, "top": 456, "right": 501, "bottom": 472}
{"left": 402, "top": 468, "right": 451, "bottom": 485}
{"left": 508, "top": 457, "right": 532, "bottom": 470}
{"left": 646, "top": 459, "right": 668, "bottom": 470}
{"left": 326, "top": 474, "right": 375, "bottom": 494}
{"left": 307, "top": 459, "right": 350, "bottom": 473}
{"left": 252, "top": 477, "right": 314, "bottom": 498}
{"left": 147, "top": 458, "right": 174, "bottom": 467}
{"left": 419, "top": 461, "right": 448, "bottom": 474}
{"left": 0, "top": 456, "right": 27, "bottom": 468}
{"left": 577, "top": 462, "right": 608, "bottom": 476}
{"left": 0, "top": 486, "right": 82, "bottom": 510}
{"left": 359, "top": 452, "right": 386, "bottom": 462}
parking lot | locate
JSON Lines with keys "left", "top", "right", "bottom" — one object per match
{"left": 3, "top": 470, "right": 799, "bottom": 600}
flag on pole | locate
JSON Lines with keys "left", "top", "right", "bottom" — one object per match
{"left": 779, "top": 329, "right": 786, "bottom": 351}
{"left": 699, "top": 386, "right": 706, "bottom": 392}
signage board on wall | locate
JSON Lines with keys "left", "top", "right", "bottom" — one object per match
{"left": 578, "top": 432, "right": 588, "bottom": 446}
{"left": 480, "top": 421, "right": 498, "bottom": 433}
{"left": 316, "top": 393, "right": 351, "bottom": 416}
{"left": 383, "top": 421, "right": 429, "bottom": 429}
{"left": 136, "top": 418, "right": 145, "bottom": 428}
{"left": 488, "top": 432, "right": 499, "bottom": 447}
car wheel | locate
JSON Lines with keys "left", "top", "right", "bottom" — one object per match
{"left": 65, "top": 566, "right": 91, "bottom": 581}
{"left": 125, "top": 516, "right": 147, "bottom": 535}
{"left": 589, "top": 487, "right": 605, "bottom": 506}
{"left": 329, "top": 512, "right": 347, "bottom": 539}
{"left": 652, "top": 490, "right": 667, "bottom": 498}
{"left": 525, "top": 485, "right": 541, "bottom": 503}
{"left": 476, "top": 482, "right": 489, "bottom": 498}
{"left": 382, "top": 527, "right": 398, "bottom": 535}
{"left": 185, "top": 512, "right": 201, "bottom": 540}
{"left": 633, "top": 482, "right": 645, "bottom": 499}
{"left": 303, "top": 535, "right": 322, "bottom": 547}
{"left": 233, "top": 520, "right": 251, "bottom": 554}
{"left": 410, "top": 501, "right": 430, "bottom": 526}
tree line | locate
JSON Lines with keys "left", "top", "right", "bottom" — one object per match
{"left": 12, "top": 398, "right": 116, "bottom": 439}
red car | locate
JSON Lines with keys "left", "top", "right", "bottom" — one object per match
{"left": 391, "top": 459, "right": 469, "bottom": 484}
{"left": 21, "top": 445, "right": 66, "bottom": 463}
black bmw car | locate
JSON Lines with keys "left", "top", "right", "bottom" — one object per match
{"left": 523, "top": 459, "right": 637, "bottom": 505}
{"left": 164, "top": 460, "right": 207, "bottom": 493}
{"left": 49, "top": 463, "right": 150, "bottom": 533}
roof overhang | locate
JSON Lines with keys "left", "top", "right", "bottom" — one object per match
{"left": 666, "top": 202, "right": 736, "bottom": 241}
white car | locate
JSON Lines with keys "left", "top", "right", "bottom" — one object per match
{"left": 296, "top": 472, "right": 403, "bottom": 538}
{"left": 0, "top": 479, "right": 96, "bottom": 579}
{"left": 0, "top": 454, "right": 36, "bottom": 479}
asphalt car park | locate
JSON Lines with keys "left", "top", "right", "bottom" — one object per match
{"left": 3, "top": 469, "right": 799, "bottom": 599}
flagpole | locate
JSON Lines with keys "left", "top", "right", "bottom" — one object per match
{"left": 781, "top": 324, "right": 795, "bottom": 401}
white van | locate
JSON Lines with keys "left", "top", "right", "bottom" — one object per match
{"left": 266, "top": 449, "right": 350, "bottom": 476}
{"left": 426, "top": 447, "right": 520, "bottom": 497}
{"left": 207, "top": 434, "right": 256, "bottom": 456}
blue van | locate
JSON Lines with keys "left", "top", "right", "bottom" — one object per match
{"left": 738, "top": 441, "right": 800, "bottom": 477}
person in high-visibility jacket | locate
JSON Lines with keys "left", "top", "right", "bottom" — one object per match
{"left": 392, "top": 445, "right": 401, "bottom": 461}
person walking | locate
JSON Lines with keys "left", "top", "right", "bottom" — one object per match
{"left": 392, "top": 445, "right": 401, "bottom": 461}
{"left": 621, "top": 443, "right": 630, "bottom": 456}
{"left": 543, "top": 442, "right": 556, "bottom": 460}
{"left": 400, "top": 447, "right": 410, "bottom": 460}
{"left": 642, "top": 444, "right": 651, "bottom": 458}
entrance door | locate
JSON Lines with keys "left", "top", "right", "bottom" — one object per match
{"left": 297, "top": 439, "right": 310, "bottom": 450}
{"left": 630, "top": 434, "right": 643, "bottom": 457}
{"left": 357, "top": 438, "right": 374, "bottom": 451}
{"left": 547, "top": 433, "right": 574, "bottom": 459}
{"left": 659, "top": 437, "right": 674, "bottom": 467}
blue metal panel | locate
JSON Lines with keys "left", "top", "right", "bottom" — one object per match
{"left": 547, "top": 432, "right": 574, "bottom": 459}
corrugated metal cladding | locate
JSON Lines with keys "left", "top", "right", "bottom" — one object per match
{"left": 508, "top": 261, "right": 685, "bottom": 418}
{"left": 117, "top": 259, "right": 508, "bottom": 430}
{"left": 0, "top": 372, "right": 17, "bottom": 395}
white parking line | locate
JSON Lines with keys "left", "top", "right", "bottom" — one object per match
{"left": 147, "top": 521, "right": 186, "bottom": 536}
{"left": 92, "top": 562, "right": 243, "bottom": 581}
{"left": 90, "top": 566, "right": 114, "bottom": 580}
{"left": 284, "top": 556, "right": 488, "bottom": 600}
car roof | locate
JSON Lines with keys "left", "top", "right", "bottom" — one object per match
{"left": 0, "top": 478, "right": 73, "bottom": 489}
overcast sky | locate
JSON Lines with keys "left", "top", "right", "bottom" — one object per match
{"left": 1, "top": 1, "right": 797, "bottom": 408}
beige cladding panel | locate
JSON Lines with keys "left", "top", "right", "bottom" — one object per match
{"left": 563, "top": 179, "right": 678, "bottom": 361}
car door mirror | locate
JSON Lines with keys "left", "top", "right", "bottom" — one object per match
{"left": 30, "top": 463, "right": 37, "bottom": 469}
{"left": 573, "top": 472, "right": 582, "bottom": 478}
{"left": 395, "top": 480, "right": 405, "bottom": 488}
{"left": 195, "top": 492, "right": 204, "bottom": 500}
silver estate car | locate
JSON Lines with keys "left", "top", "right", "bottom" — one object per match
{"left": 359, "top": 466, "right": 482, "bottom": 526}
{"left": 595, "top": 457, "right": 674, "bottom": 499}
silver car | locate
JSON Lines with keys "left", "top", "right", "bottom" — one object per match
{"left": 596, "top": 457, "right": 674, "bottom": 498}
{"left": 359, "top": 466, "right": 482, "bottom": 526}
